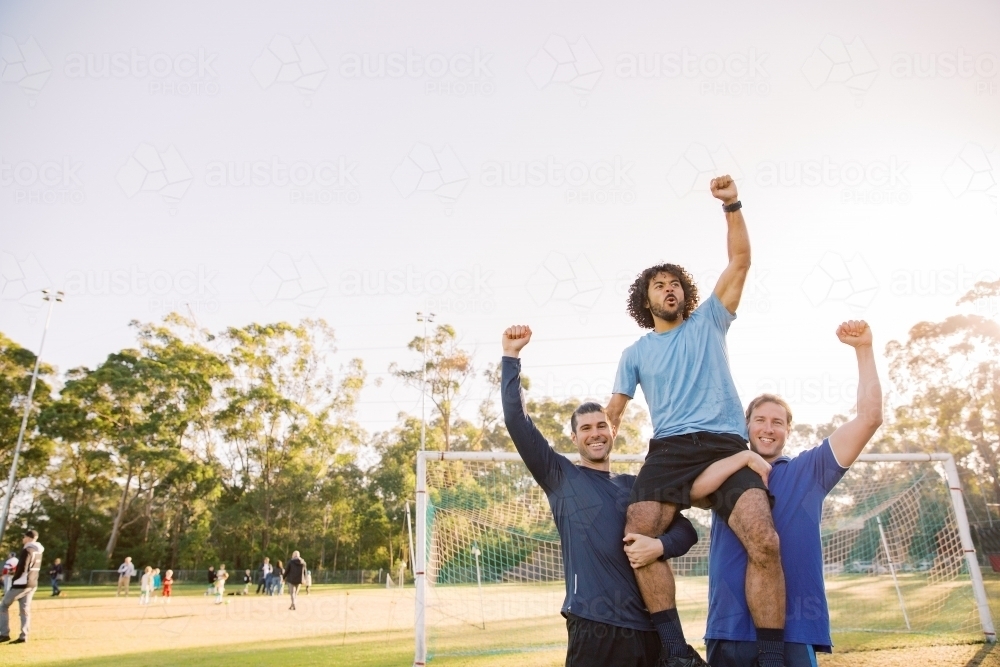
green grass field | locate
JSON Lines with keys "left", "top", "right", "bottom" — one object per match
{"left": 1, "top": 575, "right": 997, "bottom": 666}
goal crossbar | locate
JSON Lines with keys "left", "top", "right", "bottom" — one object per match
{"left": 413, "top": 451, "right": 996, "bottom": 665}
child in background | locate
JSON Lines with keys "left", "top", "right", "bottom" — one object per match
{"left": 214, "top": 564, "right": 229, "bottom": 604}
{"left": 304, "top": 569, "right": 312, "bottom": 595}
{"left": 152, "top": 568, "right": 161, "bottom": 595}
{"left": 242, "top": 569, "right": 252, "bottom": 595}
{"left": 139, "top": 566, "right": 153, "bottom": 605}
{"left": 2, "top": 553, "right": 17, "bottom": 593}
{"left": 162, "top": 569, "right": 173, "bottom": 603}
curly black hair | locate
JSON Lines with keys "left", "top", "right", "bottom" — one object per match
{"left": 626, "top": 263, "right": 699, "bottom": 329}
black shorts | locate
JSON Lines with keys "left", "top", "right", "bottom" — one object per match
{"left": 629, "top": 431, "right": 773, "bottom": 524}
{"left": 706, "top": 640, "right": 820, "bottom": 667}
{"left": 565, "top": 614, "right": 660, "bottom": 667}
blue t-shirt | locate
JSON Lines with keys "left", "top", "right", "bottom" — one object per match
{"left": 706, "top": 439, "right": 848, "bottom": 652}
{"left": 613, "top": 293, "right": 746, "bottom": 439}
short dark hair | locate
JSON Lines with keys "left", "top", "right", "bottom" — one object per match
{"left": 23, "top": 529, "right": 37, "bottom": 539}
{"left": 626, "top": 264, "right": 699, "bottom": 329}
{"left": 571, "top": 402, "right": 607, "bottom": 433}
{"left": 745, "top": 394, "right": 793, "bottom": 426}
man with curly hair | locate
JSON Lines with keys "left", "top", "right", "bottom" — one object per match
{"left": 606, "top": 176, "right": 787, "bottom": 667}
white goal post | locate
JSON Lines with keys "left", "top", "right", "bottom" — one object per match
{"left": 413, "top": 451, "right": 996, "bottom": 666}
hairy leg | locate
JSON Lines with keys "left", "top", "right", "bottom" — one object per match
{"left": 728, "top": 489, "right": 785, "bottom": 628}
{"left": 625, "top": 501, "right": 677, "bottom": 613}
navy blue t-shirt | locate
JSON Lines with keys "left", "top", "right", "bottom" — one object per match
{"left": 706, "top": 439, "right": 848, "bottom": 651}
{"left": 502, "top": 357, "right": 696, "bottom": 631}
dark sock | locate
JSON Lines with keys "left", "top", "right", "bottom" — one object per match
{"left": 650, "top": 608, "right": 687, "bottom": 657}
{"left": 756, "top": 627, "right": 784, "bottom": 667}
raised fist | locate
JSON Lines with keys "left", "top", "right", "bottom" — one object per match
{"left": 502, "top": 325, "right": 533, "bottom": 357}
{"left": 836, "top": 320, "right": 872, "bottom": 348}
{"left": 710, "top": 175, "right": 739, "bottom": 205}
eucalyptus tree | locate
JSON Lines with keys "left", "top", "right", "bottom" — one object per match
{"left": 214, "top": 319, "right": 365, "bottom": 558}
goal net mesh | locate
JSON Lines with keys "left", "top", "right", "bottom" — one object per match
{"left": 420, "top": 456, "right": 983, "bottom": 659}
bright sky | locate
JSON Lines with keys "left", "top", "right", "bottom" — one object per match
{"left": 1, "top": 0, "right": 998, "bottom": 436}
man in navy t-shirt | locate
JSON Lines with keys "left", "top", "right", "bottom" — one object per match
{"left": 501, "top": 325, "right": 700, "bottom": 667}
{"left": 696, "top": 320, "right": 883, "bottom": 666}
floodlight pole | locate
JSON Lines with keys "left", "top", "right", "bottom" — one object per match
{"left": 416, "top": 312, "right": 434, "bottom": 453}
{"left": 0, "top": 290, "right": 63, "bottom": 546}
{"left": 414, "top": 313, "right": 434, "bottom": 667}
{"left": 414, "top": 452, "right": 427, "bottom": 665}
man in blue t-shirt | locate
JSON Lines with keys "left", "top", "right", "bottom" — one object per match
{"left": 607, "top": 176, "right": 787, "bottom": 667}
{"left": 696, "top": 320, "right": 883, "bottom": 666}
{"left": 501, "top": 325, "right": 700, "bottom": 667}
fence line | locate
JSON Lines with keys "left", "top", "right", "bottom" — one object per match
{"left": 81, "top": 568, "right": 413, "bottom": 586}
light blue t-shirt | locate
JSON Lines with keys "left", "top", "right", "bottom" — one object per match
{"left": 612, "top": 293, "right": 747, "bottom": 439}
{"left": 706, "top": 439, "right": 849, "bottom": 652}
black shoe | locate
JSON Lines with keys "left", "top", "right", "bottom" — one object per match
{"left": 10, "top": 638, "right": 25, "bottom": 645}
{"left": 657, "top": 645, "right": 710, "bottom": 667}
{"left": 0, "top": 636, "right": 9, "bottom": 643}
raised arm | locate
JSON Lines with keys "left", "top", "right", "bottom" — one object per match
{"left": 829, "top": 320, "right": 883, "bottom": 467}
{"left": 690, "top": 449, "right": 771, "bottom": 505}
{"left": 501, "top": 326, "right": 565, "bottom": 492}
{"left": 710, "top": 175, "right": 751, "bottom": 314}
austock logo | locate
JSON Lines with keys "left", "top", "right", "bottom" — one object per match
{"left": 392, "top": 143, "right": 468, "bottom": 208}
{"left": 252, "top": 35, "right": 327, "bottom": 94}
{"left": 801, "top": 252, "right": 878, "bottom": 311}
{"left": 251, "top": 252, "right": 327, "bottom": 310}
{"left": 526, "top": 252, "right": 604, "bottom": 322}
{"left": 204, "top": 157, "right": 360, "bottom": 204}
{"left": 64, "top": 47, "right": 220, "bottom": 96}
{"left": 480, "top": 156, "right": 635, "bottom": 204}
{"left": 116, "top": 143, "right": 193, "bottom": 204}
{"left": 1, "top": 155, "right": 85, "bottom": 204}
{"left": 667, "top": 144, "right": 741, "bottom": 198}
{"left": 339, "top": 48, "right": 495, "bottom": 96}
{"left": 801, "top": 35, "right": 878, "bottom": 104}
{"left": 0, "top": 252, "right": 51, "bottom": 318}
{"left": 942, "top": 143, "right": 998, "bottom": 207}
{"left": 0, "top": 34, "right": 52, "bottom": 97}
{"left": 615, "top": 48, "right": 770, "bottom": 97}
{"left": 527, "top": 35, "right": 602, "bottom": 96}
{"left": 755, "top": 156, "right": 911, "bottom": 205}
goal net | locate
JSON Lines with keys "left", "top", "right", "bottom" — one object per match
{"left": 413, "top": 451, "right": 995, "bottom": 664}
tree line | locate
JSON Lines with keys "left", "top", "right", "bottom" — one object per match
{"left": 0, "top": 279, "right": 997, "bottom": 576}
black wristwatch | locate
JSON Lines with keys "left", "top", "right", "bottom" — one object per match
{"left": 722, "top": 200, "right": 742, "bottom": 213}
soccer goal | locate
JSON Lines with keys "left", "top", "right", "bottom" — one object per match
{"left": 412, "top": 450, "right": 997, "bottom": 665}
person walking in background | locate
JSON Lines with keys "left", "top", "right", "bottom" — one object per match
{"left": 161, "top": 569, "right": 173, "bottom": 603}
{"left": 139, "top": 566, "right": 153, "bottom": 606}
{"left": 152, "top": 568, "right": 161, "bottom": 596}
{"left": 269, "top": 561, "right": 284, "bottom": 596}
{"left": 0, "top": 529, "right": 45, "bottom": 644}
{"left": 48, "top": 558, "right": 63, "bottom": 597}
{"left": 213, "top": 565, "right": 229, "bottom": 604}
{"left": 284, "top": 551, "right": 306, "bottom": 611}
{"left": 205, "top": 565, "right": 216, "bottom": 596}
{"left": 256, "top": 558, "right": 271, "bottom": 595}
{"left": 304, "top": 568, "right": 312, "bottom": 595}
{"left": 116, "top": 557, "right": 136, "bottom": 597}
{"left": 242, "top": 569, "right": 252, "bottom": 595}
{"left": 1, "top": 553, "right": 17, "bottom": 594}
